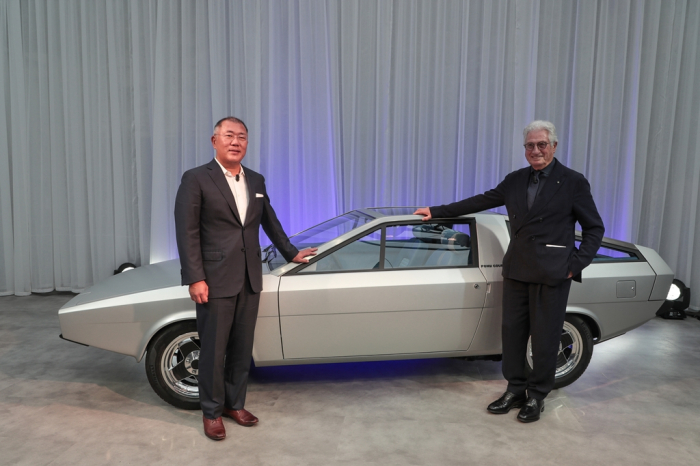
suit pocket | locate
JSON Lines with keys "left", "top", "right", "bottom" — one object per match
{"left": 202, "top": 251, "right": 223, "bottom": 261}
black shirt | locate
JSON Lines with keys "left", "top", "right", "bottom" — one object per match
{"left": 527, "top": 158, "right": 556, "bottom": 210}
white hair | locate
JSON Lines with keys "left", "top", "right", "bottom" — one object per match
{"left": 523, "top": 120, "right": 558, "bottom": 144}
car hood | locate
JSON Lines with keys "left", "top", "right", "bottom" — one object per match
{"left": 61, "top": 259, "right": 183, "bottom": 309}
{"left": 61, "top": 258, "right": 274, "bottom": 310}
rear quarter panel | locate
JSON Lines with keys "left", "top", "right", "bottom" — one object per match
{"left": 568, "top": 261, "right": 659, "bottom": 340}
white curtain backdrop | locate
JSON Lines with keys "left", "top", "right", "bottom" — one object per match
{"left": 1, "top": 0, "right": 699, "bottom": 310}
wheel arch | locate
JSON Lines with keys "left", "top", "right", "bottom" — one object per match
{"left": 136, "top": 311, "right": 197, "bottom": 362}
{"left": 565, "top": 308, "right": 601, "bottom": 342}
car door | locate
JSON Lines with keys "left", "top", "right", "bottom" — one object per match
{"left": 277, "top": 221, "right": 488, "bottom": 359}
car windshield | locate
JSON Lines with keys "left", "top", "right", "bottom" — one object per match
{"left": 367, "top": 207, "right": 420, "bottom": 216}
{"left": 265, "top": 211, "right": 375, "bottom": 270}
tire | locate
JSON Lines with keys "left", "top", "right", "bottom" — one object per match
{"left": 525, "top": 314, "right": 594, "bottom": 389}
{"left": 145, "top": 321, "right": 201, "bottom": 410}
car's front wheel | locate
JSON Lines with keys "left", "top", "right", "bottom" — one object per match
{"left": 525, "top": 314, "right": 594, "bottom": 389}
{"left": 145, "top": 321, "right": 201, "bottom": 410}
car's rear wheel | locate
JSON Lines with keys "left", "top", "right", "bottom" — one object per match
{"left": 525, "top": 314, "right": 593, "bottom": 389}
{"left": 145, "top": 321, "right": 201, "bottom": 410}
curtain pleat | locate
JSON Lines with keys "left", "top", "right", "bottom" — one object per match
{"left": 1, "top": 0, "right": 699, "bottom": 309}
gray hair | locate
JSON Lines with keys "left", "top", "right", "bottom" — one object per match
{"left": 523, "top": 120, "right": 558, "bottom": 144}
{"left": 214, "top": 116, "right": 248, "bottom": 135}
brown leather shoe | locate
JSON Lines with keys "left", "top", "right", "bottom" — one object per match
{"left": 203, "top": 416, "right": 226, "bottom": 440}
{"left": 222, "top": 408, "right": 259, "bottom": 427}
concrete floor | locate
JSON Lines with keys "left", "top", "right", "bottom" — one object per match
{"left": 1, "top": 293, "right": 700, "bottom": 465}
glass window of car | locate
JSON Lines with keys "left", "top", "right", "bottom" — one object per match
{"left": 291, "top": 211, "right": 374, "bottom": 247}
{"left": 267, "top": 211, "right": 375, "bottom": 270}
{"left": 384, "top": 223, "right": 473, "bottom": 268}
{"left": 298, "top": 222, "right": 473, "bottom": 273}
{"left": 574, "top": 240, "right": 640, "bottom": 262}
{"left": 298, "top": 229, "right": 382, "bottom": 273}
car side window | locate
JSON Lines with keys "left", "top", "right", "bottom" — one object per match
{"left": 384, "top": 223, "right": 473, "bottom": 268}
{"left": 297, "top": 222, "right": 474, "bottom": 274}
{"left": 575, "top": 240, "right": 640, "bottom": 262}
{"left": 298, "top": 229, "right": 382, "bottom": 273}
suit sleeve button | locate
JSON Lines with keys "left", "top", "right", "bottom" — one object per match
{"left": 539, "top": 218, "right": 543, "bottom": 222}
{"left": 530, "top": 236, "right": 535, "bottom": 241}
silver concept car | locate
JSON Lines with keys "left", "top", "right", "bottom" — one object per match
{"left": 58, "top": 208, "right": 674, "bottom": 409}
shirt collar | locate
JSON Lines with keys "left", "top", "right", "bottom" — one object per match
{"left": 214, "top": 157, "right": 245, "bottom": 179}
{"left": 532, "top": 158, "right": 556, "bottom": 177}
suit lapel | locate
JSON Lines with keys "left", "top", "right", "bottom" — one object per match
{"left": 515, "top": 168, "right": 530, "bottom": 217}
{"left": 206, "top": 159, "right": 243, "bottom": 226}
{"left": 524, "top": 159, "right": 567, "bottom": 221}
{"left": 243, "top": 166, "right": 257, "bottom": 227}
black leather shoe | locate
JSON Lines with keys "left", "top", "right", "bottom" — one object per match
{"left": 517, "top": 397, "right": 545, "bottom": 423}
{"left": 487, "top": 391, "right": 527, "bottom": 414}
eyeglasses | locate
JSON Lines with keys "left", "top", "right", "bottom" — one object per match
{"left": 524, "top": 141, "right": 550, "bottom": 151}
{"left": 216, "top": 133, "right": 247, "bottom": 143}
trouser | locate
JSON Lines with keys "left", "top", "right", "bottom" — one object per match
{"left": 501, "top": 277, "right": 572, "bottom": 400}
{"left": 196, "top": 273, "right": 260, "bottom": 419}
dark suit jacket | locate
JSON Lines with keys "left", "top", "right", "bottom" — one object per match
{"left": 431, "top": 158, "right": 604, "bottom": 286}
{"left": 174, "top": 159, "right": 298, "bottom": 297}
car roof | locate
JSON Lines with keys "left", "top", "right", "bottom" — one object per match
{"left": 359, "top": 206, "right": 504, "bottom": 219}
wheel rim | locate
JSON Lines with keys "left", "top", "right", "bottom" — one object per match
{"left": 526, "top": 320, "right": 583, "bottom": 379}
{"left": 160, "top": 331, "right": 200, "bottom": 399}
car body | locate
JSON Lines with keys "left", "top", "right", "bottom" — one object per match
{"left": 58, "top": 207, "right": 674, "bottom": 409}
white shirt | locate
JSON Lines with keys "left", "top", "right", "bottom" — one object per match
{"left": 214, "top": 158, "right": 248, "bottom": 225}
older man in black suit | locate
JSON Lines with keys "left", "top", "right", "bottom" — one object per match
{"left": 175, "top": 117, "right": 316, "bottom": 440}
{"left": 415, "top": 120, "right": 604, "bottom": 422}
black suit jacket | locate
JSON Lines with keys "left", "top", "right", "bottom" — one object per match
{"left": 174, "top": 159, "right": 298, "bottom": 297}
{"left": 431, "top": 159, "right": 604, "bottom": 286}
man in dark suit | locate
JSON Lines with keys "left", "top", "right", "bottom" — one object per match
{"left": 414, "top": 120, "right": 604, "bottom": 422}
{"left": 175, "top": 116, "right": 316, "bottom": 440}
